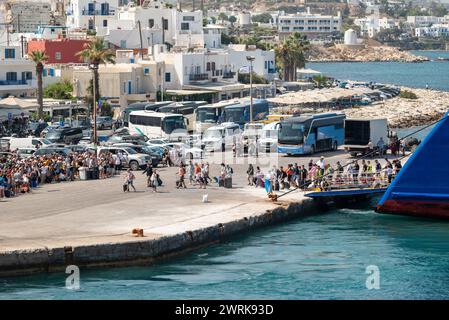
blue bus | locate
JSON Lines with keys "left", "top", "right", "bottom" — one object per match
{"left": 222, "top": 99, "right": 270, "bottom": 127}
{"left": 278, "top": 113, "right": 346, "bottom": 155}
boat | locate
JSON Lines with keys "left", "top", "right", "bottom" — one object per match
{"left": 436, "top": 57, "right": 449, "bottom": 61}
{"left": 305, "top": 187, "right": 387, "bottom": 205}
{"left": 376, "top": 111, "right": 449, "bottom": 219}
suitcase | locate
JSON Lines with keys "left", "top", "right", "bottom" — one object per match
{"left": 123, "top": 184, "right": 128, "bottom": 192}
{"left": 224, "top": 177, "right": 232, "bottom": 188}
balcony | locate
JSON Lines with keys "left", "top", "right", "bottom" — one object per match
{"left": 189, "top": 73, "right": 208, "bottom": 81}
{"left": 268, "top": 68, "right": 277, "bottom": 74}
{"left": 81, "top": 9, "right": 115, "bottom": 16}
{"left": 222, "top": 71, "right": 236, "bottom": 78}
{"left": 0, "top": 80, "right": 28, "bottom": 86}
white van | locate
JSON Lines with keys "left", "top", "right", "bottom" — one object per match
{"left": 201, "top": 122, "right": 241, "bottom": 152}
{"left": 258, "top": 122, "right": 280, "bottom": 152}
{"left": 9, "top": 137, "right": 52, "bottom": 151}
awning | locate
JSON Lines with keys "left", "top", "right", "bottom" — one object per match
{"left": 166, "top": 89, "right": 216, "bottom": 96}
{"left": 0, "top": 96, "right": 38, "bottom": 109}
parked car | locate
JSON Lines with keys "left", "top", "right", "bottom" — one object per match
{"left": 45, "top": 127, "right": 83, "bottom": 144}
{"left": 28, "top": 121, "right": 48, "bottom": 136}
{"left": 8, "top": 137, "right": 52, "bottom": 150}
{"left": 107, "top": 134, "right": 148, "bottom": 145}
{"left": 78, "top": 136, "right": 92, "bottom": 146}
{"left": 40, "top": 125, "right": 62, "bottom": 138}
{"left": 34, "top": 147, "right": 70, "bottom": 157}
{"left": 17, "top": 148, "right": 36, "bottom": 158}
{"left": 111, "top": 143, "right": 161, "bottom": 167}
{"left": 163, "top": 142, "right": 203, "bottom": 160}
{"left": 201, "top": 122, "right": 241, "bottom": 152}
{"left": 93, "top": 116, "right": 114, "bottom": 130}
{"left": 0, "top": 137, "right": 12, "bottom": 151}
{"left": 97, "top": 146, "right": 152, "bottom": 170}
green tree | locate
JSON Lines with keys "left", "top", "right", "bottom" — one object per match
{"left": 76, "top": 37, "right": 115, "bottom": 142}
{"left": 251, "top": 13, "right": 272, "bottom": 24}
{"left": 238, "top": 72, "right": 268, "bottom": 84}
{"left": 229, "top": 15, "right": 237, "bottom": 27}
{"left": 313, "top": 75, "right": 331, "bottom": 88}
{"left": 29, "top": 50, "right": 49, "bottom": 120}
{"left": 275, "top": 32, "right": 309, "bottom": 81}
{"left": 44, "top": 80, "right": 73, "bottom": 99}
{"left": 218, "top": 12, "right": 228, "bottom": 24}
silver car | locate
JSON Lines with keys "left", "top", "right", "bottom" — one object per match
{"left": 97, "top": 146, "right": 151, "bottom": 171}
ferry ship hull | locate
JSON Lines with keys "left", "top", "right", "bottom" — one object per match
{"left": 376, "top": 111, "right": 449, "bottom": 219}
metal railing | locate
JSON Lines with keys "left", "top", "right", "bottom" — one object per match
{"left": 222, "top": 71, "right": 235, "bottom": 78}
{"left": 189, "top": 73, "right": 208, "bottom": 81}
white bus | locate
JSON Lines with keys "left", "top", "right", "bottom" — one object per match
{"left": 128, "top": 111, "right": 188, "bottom": 141}
{"left": 194, "top": 100, "right": 241, "bottom": 134}
{"left": 157, "top": 101, "right": 207, "bottom": 133}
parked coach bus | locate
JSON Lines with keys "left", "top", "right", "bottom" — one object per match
{"left": 128, "top": 111, "right": 188, "bottom": 141}
{"left": 222, "top": 99, "right": 270, "bottom": 128}
{"left": 277, "top": 113, "right": 346, "bottom": 155}
{"left": 194, "top": 100, "right": 242, "bottom": 134}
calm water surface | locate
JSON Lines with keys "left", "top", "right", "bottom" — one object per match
{"left": 1, "top": 199, "right": 449, "bottom": 300}
{"left": 307, "top": 50, "right": 449, "bottom": 91}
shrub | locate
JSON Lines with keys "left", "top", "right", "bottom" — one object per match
{"left": 399, "top": 90, "right": 418, "bottom": 99}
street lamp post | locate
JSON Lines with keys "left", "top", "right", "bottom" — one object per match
{"left": 246, "top": 56, "right": 255, "bottom": 123}
{"left": 89, "top": 63, "right": 99, "bottom": 146}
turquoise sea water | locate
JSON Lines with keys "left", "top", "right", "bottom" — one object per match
{"left": 307, "top": 50, "right": 449, "bottom": 91}
{"left": 2, "top": 200, "right": 449, "bottom": 300}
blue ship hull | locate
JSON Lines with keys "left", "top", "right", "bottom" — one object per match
{"left": 376, "top": 111, "right": 449, "bottom": 219}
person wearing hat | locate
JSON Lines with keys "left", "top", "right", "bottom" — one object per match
{"left": 316, "top": 156, "right": 325, "bottom": 176}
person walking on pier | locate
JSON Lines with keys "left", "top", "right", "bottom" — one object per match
{"left": 247, "top": 164, "right": 254, "bottom": 186}
{"left": 177, "top": 163, "right": 187, "bottom": 189}
{"left": 125, "top": 169, "right": 136, "bottom": 192}
{"left": 142, "top": 161, "right": 153, "bottom": 187}
{"left": 150, "top": 170, "right": 159, "bottom": 192}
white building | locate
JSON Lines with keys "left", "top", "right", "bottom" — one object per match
{"left": 0, "top": 46, "right": 36, "bottom": 98}
{"left": 278, "top": 9, "right": 342, "bottom": 39}
{"left": 2, "top": 0, "right": 63, "bottom": 33}
{"left": 354, "top": 15, "right": 399, "bottom": 37}
{"left": 203, "top": 25, "right": 227, "bottom": 49}
{"left": 116, "top": 2, "right": 204, "bottom": 48}
{"left": 407, "top": 15, "right": 445, "bottom": 27}
{"left": 415, "top": 24, "right": 449, "bottom": 37}
{"left": 227, "top": 44, "right": 276, "bottom": 82}
{"left": 152, "top": 45, "right": 236, "bottom": 90}
{"left": 72, "top": 50, "right": 163, "bottom": 108}
{"left": 66, "top": 0, "right": 130, "bottom": 36}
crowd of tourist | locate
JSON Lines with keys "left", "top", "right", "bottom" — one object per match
{"left": 246, "top": 156, "right": 403, "bottom": 193}
{"left": 0, "top": 150, "right": 117, "bottom": 199}
{"left": 1, "top": 145, "right": 403, "bottom": 201}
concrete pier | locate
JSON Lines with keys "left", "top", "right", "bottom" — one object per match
{"left": 0, "top": 159, "right": 330, "bottom": 276}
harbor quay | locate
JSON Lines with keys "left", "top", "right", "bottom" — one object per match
{"left": 0, "top": 150, "right": 403, "bottom": 276}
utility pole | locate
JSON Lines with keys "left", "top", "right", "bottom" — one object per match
{"left": 246, "top": 56, "right": 255, "bottom": 123}
{"left": 93, "top": 0, "right": 96, "bottom": 33}
{"left": 20, "top": 35, "right": 25, "bottom": 57}
{"left": 138, "top": 20, "right": 144, "bottom": 60}
{"left": 17, "top": 14, "right": 20, "bottom": 33}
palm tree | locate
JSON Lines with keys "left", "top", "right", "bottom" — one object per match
{"left": 76, "top": 37, "right": 115, "bottom": 143}
{"left": 29, "top": 51, "right": 49, "bottom": 120}
{"left": 275, "top": 32, "right": 309, "bottom": 82}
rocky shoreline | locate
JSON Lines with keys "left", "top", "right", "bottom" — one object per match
{"left": 343, "top": 87, "right": 449, "bottom": 128}
{"left": 307, "top": 45, "right": 429, "bottom": 63}
{"left": 273, "top": 87, "right": 448, "bottom": 128}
